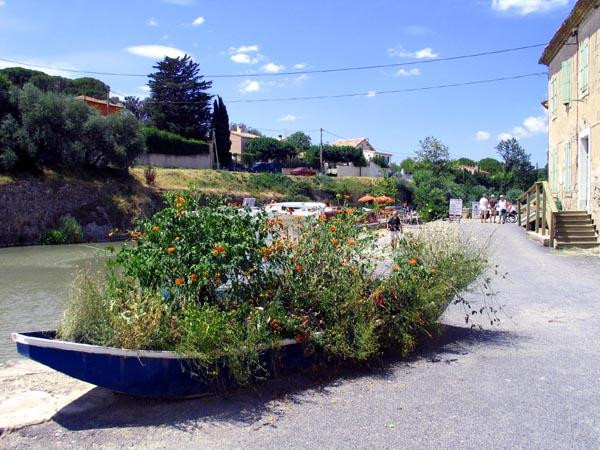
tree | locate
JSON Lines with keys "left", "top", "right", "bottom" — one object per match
{"left": 415, "top": 136, "right": 450, "bottom": 166}
{"left": 244, "top": 136, "right": 297, "bottom": 165}
{"left": 286, "top": 131, "right": 311, "bottom": 152}
{"left": 371, "top": 154, "right": 389, "bottom": 168}
{"left": 147, "top": 55, "right": 213, "bottom": 139}
{"left": 455, "top": 157, "right": 476, "bottom": 167}
{"left": 123, "top": 96, "right": 148, "bottom": 121}
{"left": 478, "top": 157, "right": 503, "bottom": 175}
{"left": 495, "top": 138, "right": 533, "bottom": 174}
{"left": 211, "top": 96, "right": 231, "bottom": 167}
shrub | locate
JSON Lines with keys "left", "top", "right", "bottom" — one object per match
{"left": 58, "top": 195, "right": 491, "bottom": 386}
{"left": 42, "top": 215, "right": 84, "bottom": 245}
{"left": 143, "top": 127, "right": 209, "bottom": 156}
{"left": 144, "top": 165, "right": 157, "bottom": 185}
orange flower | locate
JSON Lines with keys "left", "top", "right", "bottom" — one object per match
{"left": 295, "top": 264, "right": 302, "bottom": 273}
{"left": 295, "top": 332, "right": 310, "bottom": 343}
{"left": 151, "top": 225, "right": 160, "bottom": 232}
{"left": 166, "top": 246, "right": 176, "bottom": 254}
{"left": 212, "top": 244, "right": 226, "bottom": 256}
{"left": 392, "top": 264, "right": 400, "bottom": 271}
{"left": 329, "top": 226, "right": 337, "bottom": 233}
{"left": 318, "top": 214, "right": 327, "bottom": 222}
{"left": 408, "top": 258, "right": 418, "bottom": 266}
{"left": 175, "top": 277, "right": 184, "bottom": 286}
{"left": 347, "top": 208, "right": 355, "bottom": 215}
{"left": 347, "top": 238, "right": 355, "bottom": 246}
{"left": 189, "top": 273, "right": 199, "bottom": 282}
{"left": 331, "top": 238, "right": 339, "bottom": 246}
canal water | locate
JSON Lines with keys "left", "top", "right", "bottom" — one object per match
{"left": 0, "top": 243, "right": 114, "bottom": 362}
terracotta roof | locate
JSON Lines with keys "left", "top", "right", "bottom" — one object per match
{"left": 230, "top": 129, "right": 260, "bottom": 139}
{"left": 539, "top": 0, "right": 596, "bottom": 65}
{"left": 74, "top": 95, "right": 123, "bottom": 108}
{"left": 333, "top": 138, "right": 368, "bottom": 147}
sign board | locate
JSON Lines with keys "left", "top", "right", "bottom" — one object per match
{"left": 242, "top": 197, "right": 256, "bottom": 208}
{"left": 449, "top": 198, "right": 463, "bottom": 222}
{"left": 471, "top": 202, "right": 480, "bottom": 219}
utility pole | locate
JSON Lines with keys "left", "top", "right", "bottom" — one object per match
{"left": 319, "top": 128, "right": 324, "bottom": 174}
{"left": 106, "top": 85, "right": 110, "bottom": 116}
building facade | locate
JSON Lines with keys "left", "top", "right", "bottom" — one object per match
{"left": 74, "top": 95, "right": 123, "bottom": 116}
{"left": 540, "top": 0, "right": 600, "bottom": 223}
{"left": 230, "top": 126, "right": 260, "bottom": 163}
{"left": 333, "top": 137, "right": 393, "bottom": 166}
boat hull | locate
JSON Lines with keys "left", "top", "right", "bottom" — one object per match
{"left": 12, "top": 331, "right": 306, "bottom": 398}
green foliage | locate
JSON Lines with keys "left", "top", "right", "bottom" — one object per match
{"left": 370, "top": 176, "right": 398, "bottom": 197}
{"left": 245, "top": 136, "right": 297, "bottom": 164}
{"left": 286, "top": 132, "right": 312, "bottom": 152}
{"left": 478, "top": 157, "right": 503, "bottom": 175}
{"left": 211, "top": 96, "right": 232, "bottom": 166}
{"left": 506, "top": 188, "right": 524, "bottom": 202}
{"left": 399, "top": 157, "right": 416, "bottom": 172}
{"left": 59, "top": 198, "right": 490, "bottom": 386}
{"left": 0, "top": 84, "right": 145, "bottom": 171}
{"left": 416, "top": 136, "right": 450, "bottom": 166}
{"left": 0, "top": 67, "right": 108, "bottom": 98}
{"left": 371, "top": 155, "right": 389, "bottom": 168}
{"left": 41, "top": 215, "right": 84, "bottom": 245}
{"left": 147, "top": 55, "right": 213, "bottom": 139}
{"left": 123, "top": 96, "right": 148, "bottom": 121}
{"left": 143, "top": 126, "right": 209, "bottom": 156}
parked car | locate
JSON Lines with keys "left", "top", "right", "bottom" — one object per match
{"left": 290, "top": 167, "right": 317, "bottom": 176}
{"left": 251, "top": 162, "right": 282, "bottom": 173}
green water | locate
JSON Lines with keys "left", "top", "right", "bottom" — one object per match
{"left": 0, "top": 243, "right": 114, "bottom": 362}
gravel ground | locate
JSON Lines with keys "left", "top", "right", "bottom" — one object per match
{"left": 2, "top": 222, "right": 600, "bottom": 449}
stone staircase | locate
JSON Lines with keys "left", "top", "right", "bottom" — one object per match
{"left": 553, "top": 211, "right": 600, "bottom": 249}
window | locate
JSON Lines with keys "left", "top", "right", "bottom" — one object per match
{"left": 579, "top": 39, "right": 589, "bottom": 95}
{"left": 563, "top": 141, "right": 572, "bottom": 192}
{"left": 550, "top": 76, "right": 557, "bottom": 117}
{"left": 561, "top": 60, "right": 570, "bottom": 104}
{"left": 551, "top": 147, "right": 558, "bottom": 192}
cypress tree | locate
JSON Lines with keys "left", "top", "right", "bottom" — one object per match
{"left": 211, "top": 96, "right": 232, "bottom": 166}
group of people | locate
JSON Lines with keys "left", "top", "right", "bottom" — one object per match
{"left": 479, "top": 194, "right": 514, "bottom": 224}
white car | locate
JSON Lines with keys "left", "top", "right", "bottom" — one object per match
{"left": 264, "top": 202, "right": 326, "bottom": 217}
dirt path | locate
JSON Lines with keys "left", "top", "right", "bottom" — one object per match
{"left": 2, "top": 222, "right": 600, "bottom": 448}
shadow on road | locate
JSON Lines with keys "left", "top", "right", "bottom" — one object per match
{"left": 52, "top": 324, "right": 518, "bottom": 432}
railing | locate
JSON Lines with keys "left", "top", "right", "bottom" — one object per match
{"left": 517, "top": 181, "right": 558, "bottom": 247}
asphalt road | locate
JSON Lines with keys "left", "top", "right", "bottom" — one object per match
{"left": 3, "top": 222, "right": 600, "bottom": 449}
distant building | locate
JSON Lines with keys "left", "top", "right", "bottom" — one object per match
{"left": 74, "top": 95, "right": 123, "bottom": 116}
{"left": 458, "top": 164, "right": 490, "bottom": 175}
{"left": 333, "top": 137, "right": 393, "bottom": 167}
{"left": 539, "top": 0, "right": 599, "bottom": 223}
{"left": 230, "top": 125, "right": 260, "bottom": 163}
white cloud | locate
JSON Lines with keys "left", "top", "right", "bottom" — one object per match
{"left": 192, "top": 16, "right": 205, "bottom": 26}
{"left": 126, "top": 45, "right": 186, "bottom": 59}
{"left": 229, "top": 45, "right": 259, "bottom": 54}
{"left": 295, "top": 74, "right": 308, "bottom": 83}
{"left": 367, "top": 90, "right": 377, "bottom": 97}
{"left": 475, "top": 131, "right": 491, "bottom": 141}
{"left": 240, "top": 79, "right": 261, "bottom": 93}
{"left": 0, "top": 1, "right": 6, "bottom": 6}
{"left": 415, "top": 47, "right": 438, "bottom": 59}
{"left": 146, "top": 17, "right": 158, "bottom": 26}
{"left": 293, "top": 63, "right": 306, "bottom": 69}
{"left": 499, "top": 114, "right": 548, "bottom": 140}
{"left": 280, "top": 114, "right": 297, "bottom": 122}
{"left": 138, "top": 85, "right": 151, "bottom": 92}
{"left": 387, "top": 45, "right": 438, "bottom": 59}
{"left": 395, "top": 68, "right": 421, "bottom": 77}
{"left": 491, "top": 0, "right": 568, "bottom": 15}
{"left": 262, "top": 62, "right": 285, "bottom": 73}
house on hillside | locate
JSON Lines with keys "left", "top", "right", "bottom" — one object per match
{"left": 74, "top": 95, "right": 123, "bottom": 116}
{"left": 540, "top": 0, "right": 600, "bottom": 226}
{"left": 230, "top": 126, "right": 260, "bottom": 163}
{"left": 458, "top": 164, "right": 490, "bottom": 175}
{"left": 332, "top": 137, "right": 392, "bottom": 177}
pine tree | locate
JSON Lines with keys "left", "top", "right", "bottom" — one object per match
{"left": 211, "top": 96, "right": 232, "bottom": 166}
{"left": 147, "top": 55, "right": 212, "bottom": 140}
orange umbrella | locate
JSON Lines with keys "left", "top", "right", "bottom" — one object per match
{"left": 358, "top": 195, "right": 375, "bottom": 202}
{"left": 374, "top": 196, "right": 395, "bottom": 204}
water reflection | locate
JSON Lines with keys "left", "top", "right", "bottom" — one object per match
{"left": 0, "top": 243, "right": 115, "bottom": 362}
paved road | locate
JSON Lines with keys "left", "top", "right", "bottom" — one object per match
{"left": 3, "top": 223, "right": 600, "bottom": 449}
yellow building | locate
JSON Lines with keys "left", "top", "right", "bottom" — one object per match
{"left": 540, "top": 0, "right": 600, "bottom": 224}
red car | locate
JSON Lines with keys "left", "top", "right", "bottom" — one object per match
{"left": 290, "top": 167, "right": 317, "bottom": 176}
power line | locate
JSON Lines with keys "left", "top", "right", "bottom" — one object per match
{"left": 0, "top": 43, "right": 547, "bottom": 79}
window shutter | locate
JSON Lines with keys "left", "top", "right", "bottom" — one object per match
{"left": 580, "top": 41, "right": 589, "bottom": 93}
{"left": 561, "top": 60, "right": 570, "bottom": 103}
{"left": 551, "top": 77, "right": 557, "bottom": 115}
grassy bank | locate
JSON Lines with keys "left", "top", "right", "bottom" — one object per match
{"left": 0, "top": 167, "right": 387, "bottom": 247}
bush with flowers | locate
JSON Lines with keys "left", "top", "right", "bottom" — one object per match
{"left": 58, "top": 191, "right": 490, "bottom": 385}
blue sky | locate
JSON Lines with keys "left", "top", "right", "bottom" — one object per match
{"left": 0, "top": 0, "right": 577, "bottom": 165}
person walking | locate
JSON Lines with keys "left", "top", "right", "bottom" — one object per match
{"left": 489, "top": 194, "right": 498, "bottom": 223}
{"left": 497, "top": 195, "right": 508, "bottom": 224}
{"left": 479, "top": 194, "right": 489, "bottom": 223}
{"left": 387, "top": 210, "right": 402, "bottom": 249}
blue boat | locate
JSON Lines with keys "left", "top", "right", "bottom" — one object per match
{"left": 12, "top": 331, "right": 306, "bottom": 398}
